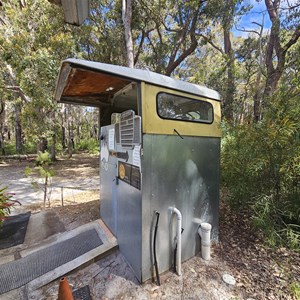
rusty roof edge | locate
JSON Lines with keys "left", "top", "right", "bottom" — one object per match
{"left": 54, "top": 58, "right": 221, "bottom": 102}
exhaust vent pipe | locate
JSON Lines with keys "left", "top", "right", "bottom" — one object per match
{"left": 169, "top": 207, "right": 182, "bottom": 276}
{"left": 198, "top": 223, "right": 212, "bottom": 261}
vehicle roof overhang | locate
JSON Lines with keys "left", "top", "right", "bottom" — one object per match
{"left": 54, "top": 58, "right": 221, "bottom": 107}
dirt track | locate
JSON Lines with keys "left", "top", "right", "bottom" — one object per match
{"left": 0, "top": 153, "right": 100, "bottom": 207}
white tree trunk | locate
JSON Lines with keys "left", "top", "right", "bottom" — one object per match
{"left": 122, "top": 0, "right": 134, "bottom": 68}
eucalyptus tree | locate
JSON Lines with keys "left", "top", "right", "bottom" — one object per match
{"left": 0, "top": 1, "right": 31, "bottom": 153}
{"left": 0, "top": 0, "right": 85, "bottom": 156}
{"left": 263, "top": 0, "right": 300, "bottom": 97}
{"left": 191, "top": 0, "right": 300, "bottom": 122}
{"left": 122, "top": 0, "right": 134, "bottom": 67}
{"left": 132, "top": 0, "right": 207, "bottom": 75}
{"left": 0, "top": 96, "right": 6, "bottom": 155}
{"left": 73, "top": 0, "right": 127, "bottom": 64}
{"left": 235, "top": 0, "right": 300, "bottom": 120}
{"left": 194, "top": 0, "right": 252, "bottom": 121}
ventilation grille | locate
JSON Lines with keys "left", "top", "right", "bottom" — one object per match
{"left": 118, "top": 110, "right": 141, "bottom": 149}
{"left": 120, "top": 110, "right": 135, "bottom": 148}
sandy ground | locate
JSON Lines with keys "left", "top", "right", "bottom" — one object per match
{"left": 0, "top": 153, "right": 299, "bottom": 300}
{"left": 0, "top": 153, "right": 99, "bottom": 207}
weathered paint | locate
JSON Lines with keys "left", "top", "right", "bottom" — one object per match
{"left": 141, "top": 83, "right": 221, "bottom": 138}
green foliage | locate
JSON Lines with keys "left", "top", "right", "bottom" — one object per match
{"left": 0, "top": 186, "right": 20, "bottom": 225}
{"left": 290, "top": 282, "right": 300, "bottom": 300}
{"left": 3, "top": 142, "right": 16, "bottom": 156}
{"left": 3, "top": 141, "right": 37, "bottom": 155}
{"left": 76, "top": 138, "right": 99, "bottom": 154}
{"left": 0, "top": 0, "right": 87, "bottom": 154}
{"left": 25, "top": 151, "right": 54, "bottom": 208}
{"left": 35, "top": 151, "right": 52, "bottom": 165}
{"left": 222, "top": 89, "right": 300, "bottom": 249}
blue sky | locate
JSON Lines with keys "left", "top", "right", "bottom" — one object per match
{"left": 233, "top": 0, "right": 272, "bottom": 37}
{"left": 233, "top": 0, "right": 300, "bottom": 37}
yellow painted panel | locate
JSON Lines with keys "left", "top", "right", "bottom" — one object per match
{"left": 141, "top": 83, "right": 221, "bottom": 138}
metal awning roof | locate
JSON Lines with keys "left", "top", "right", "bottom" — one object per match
{"left": 54, "top": 58, "right": 221, "bottom": 107}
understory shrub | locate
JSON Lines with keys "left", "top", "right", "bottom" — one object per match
{"left": 76, "top": 138, "right": 99, "bottom": 154}
{"left": 290, "top": 282, "right": 300, "bottom": 300}
{"left": 222, "top": 90, "right": 300, "bottom": 249}
{"left": 0, "top": 186, "right": 20, "bottom": 224}
{"left": 2, "top": 141, "right": 37, "bottom": 156}
{"left": 25, "top": 151, "right": 54, "bottom": 208}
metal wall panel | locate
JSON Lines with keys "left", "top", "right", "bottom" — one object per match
{"left": 141, "top": 134, "right": 220, "bottom": 282}
{"left": 100, "top": 122, "right": 143, "bottom": 281}
{"left": 100, "top": 125, "right": 118, "bottom": 235}
{"left": 116, "top": 180, "right": 142, "bottom": 281}
{"left": 101, "top": 122, "right": 220, "bottom": 283}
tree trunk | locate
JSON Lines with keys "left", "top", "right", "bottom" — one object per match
{"left": 253, "top": 63, "right": 264, "bottom": 121}
{"left": 164, "top": 4, "right": 200, "bottom": 76}
{"left": 0, "top": 134, "right": 4, "bottom": 156}
{"left": 263, "top": 0, "right": 300, "bottom": 103}
{"left": 0, "top": 100, "right": 5, "bottom": 155}
{"left": 14, "top": 102, "right": 23, "bottom": 154}
{"left": 253, "top": 18, "right": 264, "bottom": 123}
{"left": 67, "top": 120, "right": 73, "bottom": 158}
{"left": 43, "top": 174, "right": 48, "bottom": 209}
{"left": 5, "top": 64, "right": 30, "bottom": 153}
{"left": 68, "top": 139, "right": 73, "bottom": 158}
{"left": 223, "top": 18, "right": 235, "bottom": 121}
{"left": 37, "top": 137, "right": 48, "bottom": 152}
{"left": 122, "top": 0, "right": 134, "bottom": 68}
{"left": 217, "top": 0, "right": 237, "bottom": 122}
{"left": 50, "top": 133, "right": 56, "bottom": 161}
{"left": 61, "top": 105, "right": 67, "bottom": 149}
{"left": 62, "top": 125, "right": 66, "bottom": 149}
{"left": 263, "top": 68, "right": 283, "bottom": 99}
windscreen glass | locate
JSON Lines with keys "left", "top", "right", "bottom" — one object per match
{"left": 157, "top": 93, "right": 213, "bottom": 123}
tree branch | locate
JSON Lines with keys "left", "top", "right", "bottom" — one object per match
{"left": 5, "top": 64, "right": 31, "bottom": 103}
{"left": 0, "top": 100, "right": 4, "bottom": 115}
{"left": 197, "top": 33, "right": 224, "bottom": 54}
{"left": 283, "top": 24, "right": 300, "bottom": 53}
{"left": 234, "top": 25, "right": 261, "bottom": 36}
{"left": 134, "top": 28, "right": 154, "bottom": 65}
{"left": 4, "top": 86, "right": 31, "bottom": 102}
{"left": 165, "top": 8, "right": 199, "bottom": 76}
{"left": 265, "top": 0, "right": 280, "bottom": 21}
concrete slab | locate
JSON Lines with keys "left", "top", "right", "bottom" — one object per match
{"left": 0, "top": 254, "right": 15, "bottom": 265}
{"left": 23, "top": 210, "right": 65, "bottom": 247}
{"left": 20, "top": 219, "right": 117, "bottom": 291}
{"left": 0, "top": 287, "right": 26, "bottom": 300}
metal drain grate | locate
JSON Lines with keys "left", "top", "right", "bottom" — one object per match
{"left": 73, "top": 285, "right": 92, "bottom": 300}
{"left": 0, "top": 229, "right": 103, "bottom": 295}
